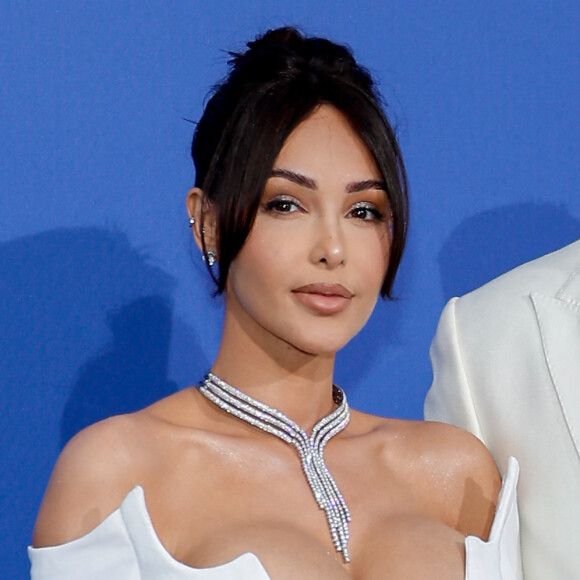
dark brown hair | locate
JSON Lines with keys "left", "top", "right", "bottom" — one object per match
{"left": 192, "top": 27, "right": 408, "bottom": 297}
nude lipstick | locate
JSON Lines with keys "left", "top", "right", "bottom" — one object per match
{"left": 292, "top": 283, "right": 353, "bottom": 315}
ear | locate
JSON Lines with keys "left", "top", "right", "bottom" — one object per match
{"left": 186, "top": 187, "right": 218, "bottom": 255}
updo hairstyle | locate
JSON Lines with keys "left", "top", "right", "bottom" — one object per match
{"left": 192, "top": 27, "right": 408, "bottom": 298}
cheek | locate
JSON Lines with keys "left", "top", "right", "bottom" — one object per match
{"left": 240, "top": 224, "right": 299, "bottom": 277}
{"left": 227, "top": 237, "right": 287, "bottom": 301}
{"left": 355, "top": 233, "right": 391, "bottom": 290}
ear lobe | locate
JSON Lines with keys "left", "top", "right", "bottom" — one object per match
{"left": 186, "top": 187, "right": 218, "bottom": 254}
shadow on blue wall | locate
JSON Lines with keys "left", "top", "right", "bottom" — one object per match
{"left": 0, "top": 227, "right": 179, "bottom": 579}
{"left": 60, "top": 295, "right": 177, "bottom": 446}
{"left": 439, "top": 202, "right": 580, "bottom": 300}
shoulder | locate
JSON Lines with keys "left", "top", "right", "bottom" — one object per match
{"left": 374, "top": 418, "right": 498, "bottom": 482}
{"left": 372, "top": 418, "right": 501, "bottom": 538}
{"left": 33, "top": 389, "right": 200, "bottom": 548}
{"left": 416, "top": 421, "right": 501, "bottom": 538}
{"left": 456, "top": 239, "right": 580, "bottom": 314}
{"left": 351, "top": 412, "right": 499, "bottom": 490}
{"left": 32, "top": 413, "right": 149, "bottom": 547}
{"left": 433, "top": 242, "right": 580, "bottom": 357}
{"left": 415, "top": 420, "right": 499, "bottom": 483}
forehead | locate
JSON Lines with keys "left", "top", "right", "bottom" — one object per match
{"left": 273, "top": 105, "right": 381, "bottom": 181}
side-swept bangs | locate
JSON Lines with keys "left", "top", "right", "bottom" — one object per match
{"left": 192, "top": 29, "right": 408, "bottom": 298}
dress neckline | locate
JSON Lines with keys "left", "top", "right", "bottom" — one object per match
{"left": 120, "top": 485, "right": 270, "bottom": 575}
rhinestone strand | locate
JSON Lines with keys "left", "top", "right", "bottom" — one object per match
{"left": 200, "top": 372, "right": 352, "bottom": 562}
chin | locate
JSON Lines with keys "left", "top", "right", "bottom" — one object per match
{"left": 288, "top": 333, "right": 354, "bottom": 357}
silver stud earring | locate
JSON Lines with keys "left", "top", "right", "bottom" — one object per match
{"left": 203, "top": 251, "right": 217, "bottom": 266}
{"left": 188, "top": 216, "right": 195, "bottom": 228}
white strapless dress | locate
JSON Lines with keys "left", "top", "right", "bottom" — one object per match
{"left": 29, "top": 457, "right": 522, "bottom": 579}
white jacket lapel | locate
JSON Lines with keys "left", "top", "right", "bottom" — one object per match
{"left": 531, "top": 268, "right": 580, "bottom": 461}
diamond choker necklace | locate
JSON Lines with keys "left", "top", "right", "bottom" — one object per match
{"left": 200, "top": 372, "right": 352, "bottom": 562}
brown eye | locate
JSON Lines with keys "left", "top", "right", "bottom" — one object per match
{"left": 263, "top": 196, "right": 301, "bottom": 214}
{"left": 348, "top": 203, "right": 385, "bottom": 222}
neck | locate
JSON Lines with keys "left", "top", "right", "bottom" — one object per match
{"left": 211, "top": 301, "right": 338, "bottom": 431}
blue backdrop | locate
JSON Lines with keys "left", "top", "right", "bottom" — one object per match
{"left": 2, "top": 2, "right": 579, "bottom": 577}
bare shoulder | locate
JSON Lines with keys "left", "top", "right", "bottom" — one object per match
{"left": 352, "top": 413, "right": 501, "bottom": 539}
{"left": 406, "top": 420, "right": 501, "bottom": 538}
{"left": 353, "top": 412, "right": 498, "bottom": 481}
{"left": 414, "top": 420, "right": 500, "bottom": 488}
{"left": 33, "top": 413, "right": 146, "bottom": 547}
{"left": 33, "top": 388, "right": 199, "bottom": 548}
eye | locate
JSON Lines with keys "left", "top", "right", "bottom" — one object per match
{"left": 262, "top": 196, "right": 302, "bottom": 214}
{"left": 347, "top": 202, "right": 386, "bottom": 222}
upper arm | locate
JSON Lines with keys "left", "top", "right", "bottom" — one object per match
{"left": 452, "top": 430, "right": 501, "bottom": 539}
{"left": 32, "top": 415, "right": 142, "bottom": 547}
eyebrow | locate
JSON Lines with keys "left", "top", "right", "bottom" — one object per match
{"left": 270, "top": 168, "right": 317, "bottom": 189}
{"left": 345, "top": 179, "right": 386, "bottom": 194}
{"left": 270, "top": 168, "right": 386, "bottom": 194}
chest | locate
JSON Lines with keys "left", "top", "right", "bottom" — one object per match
{"left": 144, "top": 454, "right": 465, "bottom": 580}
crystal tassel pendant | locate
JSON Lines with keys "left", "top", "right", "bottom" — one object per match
{"left": 200, "top": 373, "right": 352, "bottom": 562}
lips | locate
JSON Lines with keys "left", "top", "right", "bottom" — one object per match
{"left": 292, "top": 283, "right": 354, "bottom": 314}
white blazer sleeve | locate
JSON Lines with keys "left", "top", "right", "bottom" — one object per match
{"left": 424, "top": 298, "right": 484, "bottom": 441}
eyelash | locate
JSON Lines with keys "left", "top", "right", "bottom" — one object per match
{"left": 347, "top": 202, "right": 386, "bottom": 222}
{"left": 262, "top": 196, "right": 386, "bottom": 222}
{"left": 262, "top": 196, "right": 302, "bottom": 214}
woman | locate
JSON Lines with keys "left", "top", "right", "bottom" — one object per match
{"left": 29, "top": 27, "right": 521, "bottom": 579}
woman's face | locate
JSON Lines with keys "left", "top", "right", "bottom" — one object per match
{"left": 225, "top": 104, "right": 391, "bottom": 356}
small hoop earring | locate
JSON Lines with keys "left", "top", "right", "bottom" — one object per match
{"left": 203, "top": 251, "right": 217, "bottom": 267}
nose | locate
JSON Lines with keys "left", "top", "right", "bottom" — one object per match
{"left": 310, "top": 217, "right": 345, "bottom": 268}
